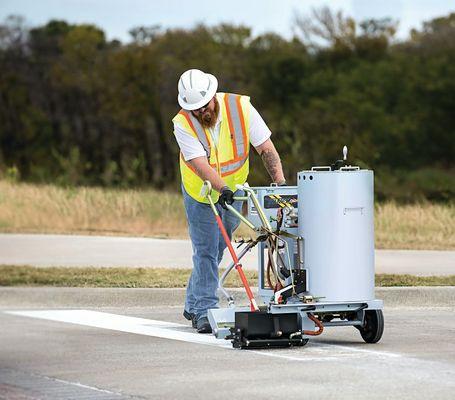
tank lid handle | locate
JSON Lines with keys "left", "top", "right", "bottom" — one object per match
{"left": 343, "top": 145, "right": 348, "bottom": 161}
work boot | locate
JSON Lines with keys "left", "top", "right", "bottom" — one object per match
{"left": 183, "top": 310, "right": 196, "bottom": 328}
{"left": 196, "top": 316, "right": 212, "bottom": 334}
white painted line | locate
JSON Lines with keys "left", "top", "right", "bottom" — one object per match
{"left": 323, "top": 343, "right": 402, "bottom": 358}
{"left": 6, "top": 310, "right": 232, "bottom": 348}
{"left": 42, "top": 375, "right": 123, "bottom": 396}
{"left": 249, "top": 349, "right": 342, "bottom": 362}
{"left": 5, "top": 310, "right": 401, "bottom": 362}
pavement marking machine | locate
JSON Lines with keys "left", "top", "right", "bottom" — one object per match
{"left": 205, "top": 146, "right": 384, "bottom": 349}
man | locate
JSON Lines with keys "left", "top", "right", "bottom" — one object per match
{"left": 173, "top": 69, "right": 286, "bottom": 333}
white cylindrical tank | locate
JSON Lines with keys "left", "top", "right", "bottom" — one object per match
{"left": 297, "top": 168, "right": 375, "bottom": 302}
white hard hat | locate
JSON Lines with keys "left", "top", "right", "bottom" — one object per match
{"left": 177, "top": 69, "right": 218, "bottom": 110}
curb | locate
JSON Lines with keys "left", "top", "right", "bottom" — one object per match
{"left": 0, "top": 286, "right": 454, "bottom": 309}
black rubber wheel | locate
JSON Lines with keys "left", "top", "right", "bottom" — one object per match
{"left": 295, "top": 339, "right": 309, "bottom": 347}
{"left": 358, "top": 310, "right": 384, "bottom": 343}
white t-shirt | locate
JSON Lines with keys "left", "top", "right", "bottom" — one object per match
{"left": 173, "top": 103, "right": 271, "bottom": 161}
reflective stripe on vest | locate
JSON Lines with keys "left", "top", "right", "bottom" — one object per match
{"left": 220, "top": 157, "right": 246, "bottom": 176}
{"left": 178, "top": 111, "right": 211, "bottom": 157}
{"left": 224, "top": 93, "right": 248, "bottom": 158}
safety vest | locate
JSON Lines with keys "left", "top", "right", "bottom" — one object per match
{"left": 173, "top": 92, "right": 250, "bottom": 204}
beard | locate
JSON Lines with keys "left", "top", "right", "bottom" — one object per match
{"left": 196, "top": 98, "right": 219, "bottom": 129}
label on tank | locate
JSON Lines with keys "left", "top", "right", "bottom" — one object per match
{"left": 263, "top": 194, "right": 298, "bottom": 209}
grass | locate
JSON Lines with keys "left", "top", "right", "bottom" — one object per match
{"left": 0, "top": 266, "right": 256, "bottom": 288}
{"left": 0, "top": 266, "right": 454, "bottom": 288}
{"left": 0, "top": 180, "right": 454, "bottom": 249}
{"left": 0, "top": 180, "right": 187, "bottom": 238}
{"left": 375, "top": 201, "right": 455, "bottom": 250}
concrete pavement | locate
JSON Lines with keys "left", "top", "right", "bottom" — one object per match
{"left": 0, "top": 233, "right": 454, "bottom": 275}
{"left": 0, "top": 287, "right": 454, "bottom": 399}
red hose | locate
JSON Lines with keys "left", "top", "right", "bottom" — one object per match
{"left": 215, "top": 214, "right": 258, "bottom": 311}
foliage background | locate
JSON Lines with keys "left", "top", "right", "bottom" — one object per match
{"left": 0, "top": 9, "right": 454, "bottom": 202}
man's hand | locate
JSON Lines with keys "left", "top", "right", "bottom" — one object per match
{"left": 218, "top": 186, "right": 234, "bottom": 209}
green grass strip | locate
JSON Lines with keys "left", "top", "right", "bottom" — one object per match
{"left": 0, "top": 266, "right": 454, "bottom": 288}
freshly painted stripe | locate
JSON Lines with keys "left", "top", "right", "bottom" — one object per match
{"left": 5, "top": 310, "right": 231, "bottom": 348}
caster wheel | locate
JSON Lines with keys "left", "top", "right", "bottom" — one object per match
{"left": 358, "top": 310, "right": 384, "bottom": 343}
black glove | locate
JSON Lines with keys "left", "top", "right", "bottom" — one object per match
{"left": 218, "top": 186, "right": 234, "bottom": 209}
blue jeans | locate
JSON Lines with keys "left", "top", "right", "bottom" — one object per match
{"left": 182, "top": 187, "right": 243, "bottom": 320}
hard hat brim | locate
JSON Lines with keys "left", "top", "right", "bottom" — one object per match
{"left": 178, "top": 74, "right": 218, "bottom": 110}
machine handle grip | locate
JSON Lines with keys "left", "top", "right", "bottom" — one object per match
{"left": 340, "top": 166, "right": 360, "bottom": 171}
{"left": 235, "top": 183, "right": 251, "bottom": 191}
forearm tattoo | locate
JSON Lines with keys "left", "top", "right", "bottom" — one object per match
{"left": 261, "top": 149, "right": 284, "bottom": 182}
